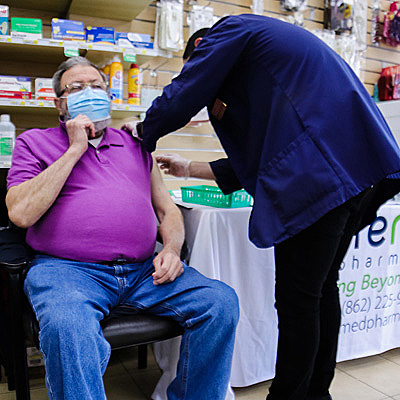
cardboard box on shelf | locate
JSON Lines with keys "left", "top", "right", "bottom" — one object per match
{"left": 35, "top": 78, "right": 56, "bottom": 101}
{"left": 86, "top": 26, "right": 115, "bottom": 44}
{"left": 10, "top": 17, "right": 42, "bottom": 40}
{"left": 51, "top": 18, "right": 85, "bottom": 41}
{"left": 115, "top": 32, "right": 153, "bottom": 49}
{"left": 26, "top": 347, "right": 44, "bottom": 368}
{"left": 0, "top": 75, "right": 32, "bottom": 99}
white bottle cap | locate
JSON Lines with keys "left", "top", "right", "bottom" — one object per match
{"left": 0, "top": 114, "right": 10, "bottom": 122}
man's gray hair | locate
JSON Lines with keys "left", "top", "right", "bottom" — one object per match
{"left": 52, "top": 56, "right": 107, "bottom": 97}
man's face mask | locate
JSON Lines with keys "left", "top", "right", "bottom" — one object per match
{"left": 66, "top": 86, "right": 111, "bottom": 131}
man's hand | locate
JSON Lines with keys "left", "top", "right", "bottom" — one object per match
{"left": 156, "top": 153, "right": 191, "bottom": 177}
{"left": 65, "top": 115, "right": 95, "bottom": 156}
{"left": 152, "top": 247, "right": 184, "bottom": 285}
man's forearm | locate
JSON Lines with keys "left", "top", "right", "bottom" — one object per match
{"left": 158, "top": 208, "right": 185, "bottom": 256}
{"left": 6, "top": 147, "right": 83, "bottom": 228}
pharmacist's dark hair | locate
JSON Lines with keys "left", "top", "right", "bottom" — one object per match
{"left": 183, "top": 28, "right": 210, "bottom": 61}
{"left": 52, "top": 56, "right": 107, "bottom": 97}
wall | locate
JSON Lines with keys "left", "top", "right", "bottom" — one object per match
{"left": 6, "top": 1, "right": 400, "bottom": 190}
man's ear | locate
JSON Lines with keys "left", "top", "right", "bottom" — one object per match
{"left": 54, "top": 98, "right": 62, "bottom": 115}
{"left": 194, "top": 37, "right": 202, "bottom": 47}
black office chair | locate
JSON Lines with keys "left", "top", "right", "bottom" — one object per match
{"left": 0, "top": 225, "right": 185, "bottom": 400}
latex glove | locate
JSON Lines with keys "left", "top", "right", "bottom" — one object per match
{"left": 121, "top": 121, "right": 143, "bottom": 140}
{"left": 156, "top": 153, "right": 191, "bottom": 177}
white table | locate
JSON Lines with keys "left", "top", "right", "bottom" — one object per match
{"left": 152, "top": 200, "right": 400, "bottom": 398}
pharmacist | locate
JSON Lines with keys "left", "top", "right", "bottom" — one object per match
{"left": 137, "top": 14, "right": 400, "bottom": 400}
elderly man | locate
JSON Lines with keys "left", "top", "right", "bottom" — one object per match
{"left": 5, "top": 56, "right": 239, "bottom": 400}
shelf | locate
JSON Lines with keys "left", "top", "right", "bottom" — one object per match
{"left": 0, "top": 36, "right": 171, "bottom": 67}
{"left": 0, "top": 98, "right": 148, "bottom": 117}
{"left": 12, "top": 0, "right": 152, "bottom": 22}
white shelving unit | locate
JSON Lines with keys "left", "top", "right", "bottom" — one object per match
{"left": 0, "top": 38, "right": 170, "bottom": 119}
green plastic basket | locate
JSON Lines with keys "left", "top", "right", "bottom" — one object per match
{"left": 181, "top": 185, "right": 252, "bottom": 208}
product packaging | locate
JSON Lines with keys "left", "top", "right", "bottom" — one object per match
{"left": 157, "top": 0, "right": 184, "bottom": 52}
{"left": 26, "top": 347, "right": 44, "bottom": 367}
{"left": 378, "top": 64, "right": 400, "bottom": 101}
{"left": 11, "top": 17, "right": 43, "bottom": 40}
{"left": 280, "top": 0, "right": 307, "bottom": 12}
{"left": 35, "top": 78, "right": 56, "bottom": 101}
{"left": 115, "top": 32, "right": 153, "bottom": 49}
{"left": 0, "top": 76, "right": 31, "bottom": 99}
{"left": 0, "top": 114, "right": 15, "bottom": 168}
{"left": 187, "top": 5, "right": 214, "bottom": 36}
{"left": 324, "top": 0, "right": 354, "bottom": 33}
{"left": 51, "top": 18, "right": 85, "bottom": 41}
{"left": 0, "top": 5, "right": 8, "bottom": 35}
{"left": 86, "top": 26, "right": 115, "bottom": 44}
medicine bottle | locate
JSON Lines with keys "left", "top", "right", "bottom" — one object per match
{"left": 0, "top": 114, "right": 15, "bottom": 168}
{"left": 128, "top": 63, "right": 141, "bottom": 105}
{"left": 110, "top": 56, "right": 123, "bottom": 104}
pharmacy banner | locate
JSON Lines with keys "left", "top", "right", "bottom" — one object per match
{"left": 337, "top": 203, "right": 400, "bottom": 361}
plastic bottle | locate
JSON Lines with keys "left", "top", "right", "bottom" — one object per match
{"left": 128, "top": 63, "right": 141, "bottom": 105}
{"left": 103, "top": 62, "right": 110, "bottom": 85}
{"left": 109, "top": 56, "right": 123, "bottom": 104}
{"left": 0, "top": 114, "right": 15, "bottom": 168}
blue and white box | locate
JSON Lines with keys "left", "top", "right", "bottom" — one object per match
{"left": 115, "top": 32, "right": 153, "bottom": 49}
{"left": 51, "top": 18, "right": 85, "bottom": 41}
{"left": 86, "top": 26, "right": 115, "bottom": 44}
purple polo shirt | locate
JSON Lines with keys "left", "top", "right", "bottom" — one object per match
{"left": 7, "top": 121, "right": 157, "bottom": 263}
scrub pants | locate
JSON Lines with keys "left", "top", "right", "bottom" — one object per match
{"left": 24, "top": 256, "right": 239, "bottom": 400}
{"left": 267, "top": 186, "right": 379, "bottom": 400}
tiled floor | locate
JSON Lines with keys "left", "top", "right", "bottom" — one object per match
{"left": 2, "top": 347, "right": 400, "bottom": 399}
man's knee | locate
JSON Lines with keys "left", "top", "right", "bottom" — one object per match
{"left": 208, "top": 281, "right": 240, "bottom": 327}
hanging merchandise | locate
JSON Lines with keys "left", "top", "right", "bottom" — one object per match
{"left": 324, "top": 0, "right": 354, "bottom": 33}
{"left": 377, "top": 64, "right": 400, "bottom": 101}
{"left": 157, "top": 0, "right": 184, "bottom": 52}
{"left": 311, "top": 29, "right": 336, "bottom": 51}
{"left": 128, "top": 63, "right": 141, "bottom": 105}
{"left": 335, "top": 33, "right": 361, "bottom": 77}
{"left": 252, "top": 0, "right": 264, "bottom": 15}
{"left": 389, "top": 3, "right": 400, "bottom": 43}
{"left": 371, "top": 0, "right": 381, "bottom": 47}
{"left": 280, "top": 0, "right": 307, "bottom": 12}
{"left": 0, "top": 114, "right": 15, "bottom": 168}
{"left": 109, "top": 56, "right": 123, "bottom": 104}
{"left": 352, "top": 0, "right": 367, "bottom": 51}
{"left": 382, "top": 1, "right": 400, "bottom": 46}
{"left": 187, "top": 5, "right": 214, "bottom": 36}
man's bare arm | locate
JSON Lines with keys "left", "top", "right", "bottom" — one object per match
{"left": 6, "top": 115, "right": 94, "bottom": 228}
{"left": 150, "top": 157, "right": 185, "bottom": 285}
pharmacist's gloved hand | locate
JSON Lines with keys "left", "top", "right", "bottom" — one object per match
{"left": 121, "top": 121, "right": 143, "bottom": 140}
{"left": 156, "top": 153, "right": 192, "bottom": 178}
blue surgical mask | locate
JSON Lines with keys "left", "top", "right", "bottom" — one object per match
{"left": 67, "top": 87, "right": 111, "bottom": 123}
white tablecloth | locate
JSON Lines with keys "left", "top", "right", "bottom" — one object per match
{"left": 152, "top": 201, "right": 400, "bottom": 397}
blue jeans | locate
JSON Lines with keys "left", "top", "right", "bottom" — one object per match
{"left": 24, "top": 255, "right": 239, "bottom": 400}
